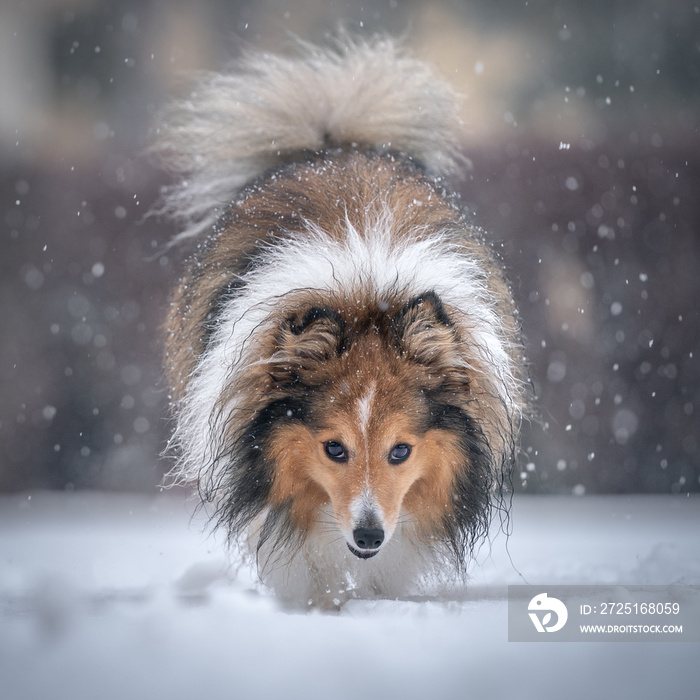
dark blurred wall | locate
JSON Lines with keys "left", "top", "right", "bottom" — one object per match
{"left": 1, "top": 0, "right": 698, "bottom": 494}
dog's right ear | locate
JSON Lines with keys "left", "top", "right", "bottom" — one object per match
{"left": 273, "top": 307, "right": 345, "bottom": 364}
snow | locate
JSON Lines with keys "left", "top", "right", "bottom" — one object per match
{"left": 1, "top": 491, "right": 698, "bottom": 700}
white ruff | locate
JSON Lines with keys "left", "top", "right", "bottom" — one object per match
{"left": 171, "top": 210, "right": 520, "bottom": 487}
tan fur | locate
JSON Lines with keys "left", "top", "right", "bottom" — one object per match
{"left": 266, "top": 426, "right": 329, "bottom": 532}
{"left": 266, "top": 381, "right": 463, "bottom": 541}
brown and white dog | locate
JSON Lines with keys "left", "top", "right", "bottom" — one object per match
{"left": 154, "top": 35, "right": 527, "bottom": 606}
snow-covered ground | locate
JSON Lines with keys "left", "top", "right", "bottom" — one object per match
{"left": 1, "top": 491, "right": 698, "bottom": 700}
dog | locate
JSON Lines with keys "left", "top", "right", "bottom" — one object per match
{"left": 153, "top": 35, "right": 527, "bottom": 607}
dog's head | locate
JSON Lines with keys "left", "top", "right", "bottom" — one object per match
{"left": 237, "top": 291, "right": 500, "bottom": 564}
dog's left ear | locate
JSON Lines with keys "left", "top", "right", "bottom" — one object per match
{"left": 394, "top": 291, "right": 461, "bottom": 370}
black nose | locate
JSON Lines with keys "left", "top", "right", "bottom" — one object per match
{"left": 353, "top": 527, "right": 384, "bottom": 550}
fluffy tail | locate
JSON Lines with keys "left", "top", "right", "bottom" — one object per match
{"left": 152, "top": 34, "right": 466, "bottom": 242}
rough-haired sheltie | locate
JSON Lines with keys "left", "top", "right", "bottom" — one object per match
{"left": 154, "top": 35, "right": 527, "bottom": 607}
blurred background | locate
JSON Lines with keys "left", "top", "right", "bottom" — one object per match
{"left": 1, "top": 0, "right": 698, "bottom": 496}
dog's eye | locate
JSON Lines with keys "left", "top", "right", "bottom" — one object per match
{"left": 324, "top": 440, "right": 348, "bottom": 462}
{"left": 389, "top": 444, "right": 411, "bottom": 464}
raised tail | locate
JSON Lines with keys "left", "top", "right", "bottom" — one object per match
{"left": 152, "top": 34, "right": 466, "bottom": 242}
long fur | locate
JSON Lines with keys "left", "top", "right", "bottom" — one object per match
{"left": 152, "top": 34, "right": 466, "bottom": 243}
{"left": 154, "top": 35, "right": 527, "bottom": 607}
